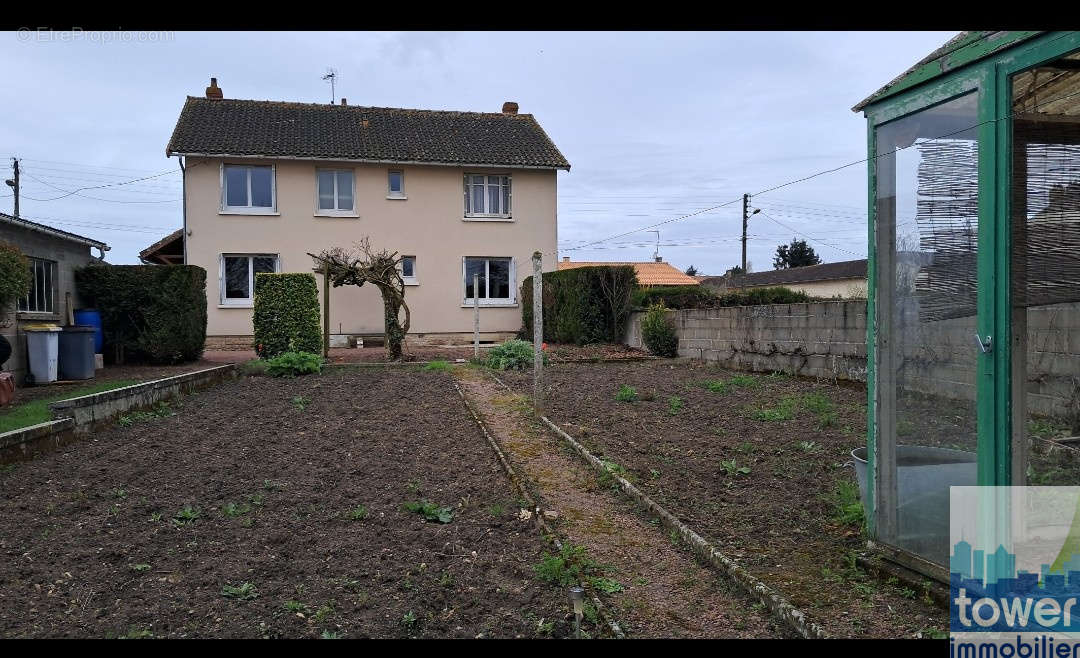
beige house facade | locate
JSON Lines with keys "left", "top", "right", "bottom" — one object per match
{"left": 165, "top": 80, "right": 569, "bottom": 348}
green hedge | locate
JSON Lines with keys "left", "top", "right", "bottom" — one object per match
{"left": 521, "top": 265, "right": 637, "bottom": 345}
{"left": 0, "top": 241, "right": 31, "bottom": 310}
{"left": 632, "top": 285, "right": 810, "bottom": 309}
{"left": 253, "top": 273, "right": 321, "bottom": 358}
{"left": 75, "top": 264, "right": 207, "bottom": 364}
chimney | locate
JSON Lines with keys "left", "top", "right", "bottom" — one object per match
{"left": 654, "top": 256, "right": 663, "bottom": 263}
{"left": 562, "top": 256, "right": 570, "bottom": 263}
{"left": 502, "top": 101, "right": 519, "bottom": 115}
{"left": 340, "top": 98, "right": 347, "bottom": 106}
{"left": 205, "top": 77, "right": 223, "bottom": 100}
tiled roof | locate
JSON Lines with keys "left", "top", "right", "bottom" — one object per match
{"left": 0, "top": 212, "right": 108, "bottom": 249}
{"left": 557, "top": 260, "right": 699, "bottom": 286}
{"left": 166, "top": 97, "right": 570, "bottom": 170}
{"left": 701, "top": 259, "right": 867, "bottom": 289}
{"left": 139, "top": 228, "right": 183, "bottom": 264}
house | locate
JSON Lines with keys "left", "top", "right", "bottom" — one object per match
{"left": 700, "top": 259, "right": 867, "bottom": 299}
{"left": 557, "top": 257, "right": 699, "bottom": 286}
{"left": 164, "top": 78, "right": 570, "bottom": 349}
{"left": 0, "top": 212, "right": 109, "bottom": 379}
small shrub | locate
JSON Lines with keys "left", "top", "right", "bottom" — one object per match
{"left": 265, "top": 351, "right": 323, "bottom": 377}
{"left": 172, "top": 505, "right": 201, "bottom": 526}
{"left": 252, "top": 272, "right": 322, "bottom": 359}
{"left": 720, "top": 459, "right": 751, "bottom": 476}
{"left": 486, "top": 339, "right": 547, "bottom": 370}
{"left": 347, "top": 505, "right": 368, "bottom": 521}
{"left": 221, "top": 582, "right": 258, "bottom": 601}
{"left": 641, "top": 303, "right": 678, "bottom": 357}
{"left": 403, "top": 500, "right": 453, "bottom": 523}
{"left": 292, "top": 395, "right": 311, "bottom": 411}
{"left": 668, "top": 395, "right": 684, "bottom": 415}
{"left": 0, "top": 241, "right": 31, "bottom": 311}
{"left": 614, "top": 384, "right": 638, "bottom": 402}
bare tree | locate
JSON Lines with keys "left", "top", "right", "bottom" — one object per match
{"left": 309, "top": 238, "right": 411, "bottom": 360}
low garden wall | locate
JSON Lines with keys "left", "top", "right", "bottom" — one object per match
{"left": 625, "top": 301, "right": 868, "bottom": 383}
{"left": 625, "top": 300, "right": 1080, "bottom": 418}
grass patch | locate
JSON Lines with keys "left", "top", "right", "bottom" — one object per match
{"left": 750, "top": 396, "right": 797, "bottom": 422}
{"left": 614, "top": 385, "right": 638, "bottom": 403}
{"left": 423, "top": 360, "right": 451, "bottom": 372}
{"left": 0, "top": 379, "right": 139, "bottom": 433}
{"left": 221, "top": 582, "right": 258, "bottom": 601}
{"left": 667, "top": 396, "right": 684, "bottom": 415}
{"left": 533, "top": 543, "right": 605, "bottom": 586}
{"left": 118, "top": 401, "right": 176, "bottom": 427}
{"left": 700, "top": 379, "right": 729, "bottom": 393}
{"left": 828, "top": 480, "right": 866, "bottom": 531}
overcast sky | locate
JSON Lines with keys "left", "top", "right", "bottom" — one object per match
{"left": 0, "top": 30, "right": 955, "bottom": 272}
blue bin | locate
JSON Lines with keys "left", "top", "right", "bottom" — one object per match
{"left": 73, "top": 309, "right": 103, "bottom": 353}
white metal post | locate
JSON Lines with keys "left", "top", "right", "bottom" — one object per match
{"left": 532, "top": 251, "right": 543, "bottom": 411}
{"left": 473, "top": 273, "right": 480, "bottom": 360}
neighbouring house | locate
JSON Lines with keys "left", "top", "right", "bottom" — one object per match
{"left": 0, "top": 212, "right": 109, "bottom": 379}
{"left": 139, "top": 228, "right": 184, "bottom": 265}
{"left": 557, "top": 257, "right": 699, "bottom": 287}
{"left": 700, "top": 258, "right": 868, "bottom": 299}
{"left": 164, "top": 78, "right": 570, "bottom": 349}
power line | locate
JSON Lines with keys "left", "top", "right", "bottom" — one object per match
{"left": 756, "top": 210, "right": 863, "bottom": 257}
{"left": 20, "top": 168, "right": 182, "bottom": 203}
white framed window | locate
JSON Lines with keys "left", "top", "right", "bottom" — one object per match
{"left": 221, "top": 164, "right": 276, "bottom": 213}
{"left": 387, "top": 170, "right": 406, "bottom": 199}
{"left": 463, "top": 257, "right": 515, "bottom": 305}
{"left": 400, "top": 255, "right": 418, "bottom": 285}
{"left": 220, "top": 254, "right": 279, "bottom": 306}
{"left": 316, "top": 168, "right": 356, "bottom": 215}
{"left": 18, "top": 257, "right": 56, "bottom": 314}
{"left": 463, "top": 174, "right": 511, "bottom": 218}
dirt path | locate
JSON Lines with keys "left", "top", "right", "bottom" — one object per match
{"left": 454, "top": 367, "right": 792, "bottom": 639}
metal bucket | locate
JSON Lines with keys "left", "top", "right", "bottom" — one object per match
{"left": 851, "top": 444, "right": 977, "bottom": 564}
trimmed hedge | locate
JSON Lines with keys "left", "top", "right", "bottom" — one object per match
{"left": 521, "top": 265, "right": 637, "bottom": 345}
{"left": 253, "top": 273, "right": 321, "bottom": 358}
{"left": 632, "top": 284, "right": 810, "bottom": 309}
{"left": 75, "top": 264, "right": 207, "bottom": 364}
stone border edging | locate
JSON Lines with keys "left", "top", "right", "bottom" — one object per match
{"left": 488, "top": 374, "right": 827, "bottom": 639}
{"left": 0, "top": 365, "right": 237, "bottom": 462}
{"left": 450, "top": 377, "right": 626, "bottom": 640}
{"left": 48, "top": 364, "right": 237, "bottom": 432}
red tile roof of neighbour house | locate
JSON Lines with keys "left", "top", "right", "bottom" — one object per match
{"left": 701, "top": 259, "right": 867, "bottom": 289}
{"left": 557, "top": 259, "right": 699, "bottom": 286}
{"left": 166, "top": 96, "right": 570, "bottom": 170}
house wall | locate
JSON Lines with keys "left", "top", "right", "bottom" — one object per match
{"left": 712, "top": 278, "right": 868, "bottom": 299}
{"left": 184, "top": 157, "right": 558, "bottom": 346}
{"left": 0, "top": 224, "right": 98, "bottom": 380}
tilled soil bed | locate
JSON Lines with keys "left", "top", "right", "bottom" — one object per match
{"left": 0, "top": 368, "right": 601, "bottom": 639}
{"left": 499, "top": 360, "right": 948, "bottom": 638}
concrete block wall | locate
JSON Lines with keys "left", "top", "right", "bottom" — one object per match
{"left": 625, "top": 301, "right": 868, "bottom": 383}
{"left": 625, "top": 300, "right": 1080, "bottom": 418}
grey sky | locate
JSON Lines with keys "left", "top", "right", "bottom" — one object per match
{"left": 0, "top": 30, "right": 955, "bottom": 272}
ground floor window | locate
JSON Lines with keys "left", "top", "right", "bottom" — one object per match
{"left": 18, "top": 257, "right": 56, "bottom": 314}
{"left": 400, "top": 256, "right": 417, "bottom": 285}
{"left": 463, "top": 257, "right": 514, "bottom": 304}
{"left": 221, "top": 254, "right": 278, "bottom": 305}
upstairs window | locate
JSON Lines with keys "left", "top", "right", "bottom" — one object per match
{"left": 221, "top": 254, "right": 279, "bottom": 305}
{"left": 317, "top": 169, "right": 355, "bottom": 214}
{"left": 464, "top": 175, "right": 511, "bottom": 218}
{"left": 18, "top": 257, "right": 56, "bottom": 314}
{"left": 223, "top": 164, "right": 275, "bottom": 212}
{"left": 388, "top": 170, "right": 406, "bottom": 198}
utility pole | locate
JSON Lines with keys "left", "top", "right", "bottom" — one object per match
{"left": 740, "top": 193, "right": 760, "bottom": 273}
{"left": 5, "top": 158, "right": 19, "bottom": 218}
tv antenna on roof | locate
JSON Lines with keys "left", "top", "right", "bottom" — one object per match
{"left": 322, "top": 68, "right": 337, "bottom": 104}
{"left": 646, "top": 230, "right": 660, "bottom": 262}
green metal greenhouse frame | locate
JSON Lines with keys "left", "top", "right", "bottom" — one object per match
{"left": 855, "top": 31, "right": 1080, "bottom": 578}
